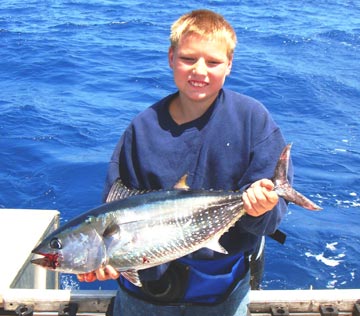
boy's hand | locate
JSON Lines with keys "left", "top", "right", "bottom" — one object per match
{"left": 77, "top": 265, "right": 120, "bottom": 282}
{"left": 242, "top": 179, "right": 278, "bottom": 217}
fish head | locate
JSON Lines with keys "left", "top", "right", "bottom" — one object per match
{"left": 31, "top": 216, "right": 107, "bottom": 274}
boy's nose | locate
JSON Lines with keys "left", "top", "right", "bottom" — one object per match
{"left": 193, "top": 58, "right": 207, "bottom": 75}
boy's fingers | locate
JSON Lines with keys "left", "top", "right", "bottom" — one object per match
{"left": 77, "top": 272, "right": 97, "bottom": 283}
{"left": 105, "top": 265, "right": 121, "bottom": 279}
{"left": 77, "top": 266, "right": 120, "bottom": 282}
{"left": 95, "top": 265, "right": 120, "bottom": 281}
{"left": 77, "top": 274, "right": 85, "bottom": 282}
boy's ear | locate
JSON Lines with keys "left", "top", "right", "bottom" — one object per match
{"left": 168, "top": 47, "right": 174, "bottom": 69}
{"left": 226, "top": 55, "right": 233, "bottom": 76}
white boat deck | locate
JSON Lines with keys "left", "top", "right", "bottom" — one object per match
{"left": 0, "top": 209, "right": 59, "bottom": 293}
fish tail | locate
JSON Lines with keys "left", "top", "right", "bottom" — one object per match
{"left": 273, "top": 144, "right": 322, "bottom": 211}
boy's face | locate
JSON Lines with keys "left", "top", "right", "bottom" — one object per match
{"left": 168, "top": 33, "right": 232, "bottom": 106}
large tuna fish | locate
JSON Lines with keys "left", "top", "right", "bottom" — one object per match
{"left": 31, "top": 144, "right": 321, "bottom": 286}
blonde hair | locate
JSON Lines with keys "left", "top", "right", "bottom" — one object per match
{"left": 170, "top": 9, "right": 237, "bottom": 58}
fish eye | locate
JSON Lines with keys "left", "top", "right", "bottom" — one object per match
{"left": 50, "top": 238, "right": 62, "bottom": 249}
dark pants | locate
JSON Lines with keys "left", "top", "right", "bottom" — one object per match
{"left": 113, "top": 270, "right": 251, "bottom": 316}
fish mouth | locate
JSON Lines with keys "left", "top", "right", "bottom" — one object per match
{"left": 31, "top": 253, "right": 60, "bottom": 270}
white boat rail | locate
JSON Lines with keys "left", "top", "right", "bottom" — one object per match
{"left": 1, "top": 288, "right": 360, "bottom": 315}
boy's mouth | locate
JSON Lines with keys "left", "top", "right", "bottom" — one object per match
{"left": 189, "top": 80, "right": 208, "bottom": 88}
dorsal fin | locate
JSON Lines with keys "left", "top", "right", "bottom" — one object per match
{"left": 106, "top": 175, "right": 190, "bottom": 203}
{"left": 106, "top": 178, "right": 148, "bottom": 203}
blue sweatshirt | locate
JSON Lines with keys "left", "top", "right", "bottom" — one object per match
{"left": 104, "top": 88, "right": 292, "bottom": 280}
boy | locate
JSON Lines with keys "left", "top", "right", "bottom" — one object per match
{"left": 78, "top": 9, "right": 290, "bottom": 316}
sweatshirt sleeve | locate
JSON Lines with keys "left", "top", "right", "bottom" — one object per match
{"left": 102, "top": 125, "right": 141, "bottom": 202}
{"left": 102, "top": 134, "right": 123, "bottom": 202}
{"left": 236, "top": 128, "right": 293, "bottom": 236}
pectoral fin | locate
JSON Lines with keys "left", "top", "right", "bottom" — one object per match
{"left": 103, "top": 222, "right": 120, "bottom": 238}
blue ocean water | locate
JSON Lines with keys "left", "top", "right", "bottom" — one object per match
{"left": 1, "top": 0, "right": 359, "bottom": 291}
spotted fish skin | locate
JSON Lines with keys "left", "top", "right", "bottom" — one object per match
{"left": 31, "top": 144, "right": 321, "bottom": 286}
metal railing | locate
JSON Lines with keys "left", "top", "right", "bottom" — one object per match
{"left": 1, "top": 288, "right": 360, "bottom": 316}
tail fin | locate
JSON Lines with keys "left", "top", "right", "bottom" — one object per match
{"left": 273, "top": 144, "right": 322, "bottom": 211}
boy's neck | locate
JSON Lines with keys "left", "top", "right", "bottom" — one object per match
{"left": 169, "top": 93, "right": 217, "bottom": 125}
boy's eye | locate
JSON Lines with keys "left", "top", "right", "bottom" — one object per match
{"left": 180, "top": 57, "right": 221, "bottom": 66}
{"left": 180, "top": 57, "right": 196, "bottom": 63}
{"left": 207, "top": 61, "right": 221, "bottom": 66}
